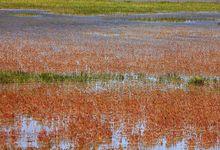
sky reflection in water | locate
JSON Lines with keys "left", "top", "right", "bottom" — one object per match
{"left": 1, "top": 114, "right": 219, "bottom": 149}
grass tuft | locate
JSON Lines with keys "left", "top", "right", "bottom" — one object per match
{"left": 159, "top": 73, "right": 182, "bottom": 84}
{"left": 188, "top": 76, "right": 206, "bottom": 86}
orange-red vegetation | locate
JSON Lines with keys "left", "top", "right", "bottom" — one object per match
{"left": 0, "top": 84, "right": 219, "bottom": 148}
{"left": 1, "top": 26, "right": 220, "bottom": 75}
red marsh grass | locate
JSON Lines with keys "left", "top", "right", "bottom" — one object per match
{"left": 0, "top": 18, "right": 219, "bottom": 149}
{"left": 0, "top": 84, "right": 219, "bottom": 149}
{"left": 0, "top": 33, "right": 220, "bottom": 75}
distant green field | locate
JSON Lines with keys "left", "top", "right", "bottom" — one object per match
{"left": 0, "top": 0, "right": 219, "bottom": 15}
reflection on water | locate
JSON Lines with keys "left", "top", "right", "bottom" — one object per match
{"left": 2, "top": 115, "right": 218, "bottom": 149}
{"left": 0, "top": 82, "right": 219, "bottom": 149}
{"left": 0, "top": 115, "right": 73, "bottom": 149}
{"left": 17, "top": 116, "right": 49, "bottom": 148}
{"left": 0, "top": 116, "right": 192, "bottom": 149}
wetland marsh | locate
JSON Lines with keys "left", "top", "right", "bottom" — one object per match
{"left": 0, "top": 4, "right": 220, "bottom": 150}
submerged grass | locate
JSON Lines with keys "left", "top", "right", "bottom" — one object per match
{"left": 0, "top": 0, "right": 219, "bottom": 15}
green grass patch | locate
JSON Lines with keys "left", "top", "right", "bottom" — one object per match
{"left": 187, "top": 76, "right": 220, "bottom": 86}
{"left": 188, "top": 76, "right": 206, "bottom": 86}
{"left": 0, "top": 0, "right": 219, "bottom": 15}
{"left": 0, "top": 70, "right": 125, "bottom": 84}
{"left": 1, "top": 71, "right": 219, "bottom": 88}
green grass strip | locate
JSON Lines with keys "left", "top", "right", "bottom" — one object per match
{"left": 0, "top": 0, "right": 219, "bottom": 15}
{"left": 0, "top": 70, "right": 124, "bottom": 84}
{"left": 1, "top": 70, "right": 219, "bottom": 87}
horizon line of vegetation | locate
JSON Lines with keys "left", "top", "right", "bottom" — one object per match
{"left": 0, "top": 70, "right": 219, "bottom": 86}
{"left": 0, "top": 0, "right": 220, "bottom": 15}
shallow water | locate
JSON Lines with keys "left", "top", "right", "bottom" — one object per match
{"left": 0, "top": 82, "right": 219, "bottom": 149}
{"left": 0, "top": 9, "right": 220, "bottom": 149}
{"left": 0, "top": 10, "right": 220, "bottom": 38}
{"left": 0, "top": 10, "right": 219, "bottom": 68}
{"left": 1, "top": 113, "right": 219, "bottom": 149}
{"left": 0, "top": 115, "right": 198, "bottom": 149}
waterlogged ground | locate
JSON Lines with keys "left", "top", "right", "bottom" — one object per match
{"left": 0, "top": 82, "right": 220, "bottom": 149}
{"left": 0, "top": 10, "right": 220, "bottom": 75}
{"left": 0, "top": 9, "right": 220, "bottom": 149}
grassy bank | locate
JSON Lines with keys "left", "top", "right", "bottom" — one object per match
{"left": 0, "top": 0, "right": 219, "bottom": 15}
